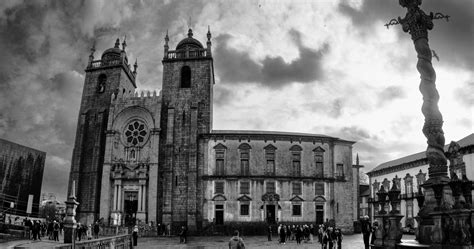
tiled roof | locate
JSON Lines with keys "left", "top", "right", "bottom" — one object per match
{"left": 369, "top": 133, "right": 474, "bottom": 174}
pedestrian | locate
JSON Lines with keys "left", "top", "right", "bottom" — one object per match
{"left": 321, "top": 228, "right": 328, "bottom": 249}
{"left": 179, "top": 226, "right": 187, "bottom": 243}
{"left": 76, "top": 222, "right": 82, "bottom": 241}
{"left": 167, "top": 223, "right": 171, "bottom": 236}
{"left": 53, "top": 220, "right": 60, "bottom": 241}
{"left": 86, "top": 224, "right": 93, "bottom": 240}
{"left": 279, "top": 225, "right": 286, "bottom": 244}
{"left": 361, "top": 215, "right": 371, "bottom": 249}
{"left": 228, "top": 230, "right": 245, "bottom": 249}
{"left": 132, "top": 225, "right": 139, "bottom": 246}
{"left": 371, "top": 221, "right": 378, "bottom": 245}
{"left": 328, "top": 226, "right": 336, "bottom": 249}
{"left": 93, "top": 221, "right": 100, "bottom": 239}
{"left": 335, "top": 228, "right": 343, "bottom": 249}
{"left": 267, "top": 225, "right": 272, "bottom": 241}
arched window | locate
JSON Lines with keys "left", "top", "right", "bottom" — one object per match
{"left": 180, "top": 66, "right": 191, "bottom": 88}
{"left": 97, "top": 74, "right": 107, "bottom": 93}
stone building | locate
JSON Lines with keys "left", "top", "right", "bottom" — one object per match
{"left": 68, "top": 28, "right": 358, "bottom": 233}
{"left": 367, "top": 133, "right": 474, "bottom": 230}
{"left": 0, "top": 138, "right": 46, "bottom": 216}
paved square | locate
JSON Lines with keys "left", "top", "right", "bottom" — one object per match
{"left": 134, "top": 234, "right": 416, "bottom": 248}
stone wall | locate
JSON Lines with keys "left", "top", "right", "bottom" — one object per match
{"left": 159, "top": 55, "right": 214, "bottom": 232}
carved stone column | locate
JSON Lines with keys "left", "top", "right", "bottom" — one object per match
{"left": 64, "top": 181, "right": 79, "bottom": 244}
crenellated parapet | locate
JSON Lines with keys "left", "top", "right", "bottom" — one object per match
{"left": 111, "top": 89, "right": 161, "bottom": 104}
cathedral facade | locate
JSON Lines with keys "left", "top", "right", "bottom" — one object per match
{"left": 68, "top": 28, "right": 357, "bottom": 233}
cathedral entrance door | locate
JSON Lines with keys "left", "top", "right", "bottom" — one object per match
{"left": 266, "top": 205, "right": 276, "bottom": 223}
{"left": 124, "top": 191, "right": 138, "bottom": 226}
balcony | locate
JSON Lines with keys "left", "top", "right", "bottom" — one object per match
{"left": 164, "top": 49, "right": 209, "bottom": 60}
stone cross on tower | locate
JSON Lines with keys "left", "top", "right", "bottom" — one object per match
{"left": 385, "top": 0, "right": 450, "bottom": 185}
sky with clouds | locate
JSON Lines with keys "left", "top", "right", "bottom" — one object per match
{"left": 0, "top": 0, "right": 472, "bottom": 201}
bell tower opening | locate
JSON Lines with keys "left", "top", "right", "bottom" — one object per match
{"left": 180, "top": 66, "right": 191, "bottom": 88}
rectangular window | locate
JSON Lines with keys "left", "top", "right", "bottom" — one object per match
{"left": 216, "top": 159, "right": 224, "bottom": 175}
{"left": 240, "top": 182, "right": 250, "bottom": 194}
{"left": 293, "top": 161, "right": 301, "bottom": 176}
{"left": 240, "top": 204, "right": 249, "bottom": 216}
{"left": 266, "top": 182, "right": 275, "bottom": 193}
{"left": 241, "top": 159, "right": 250, "bottom": 176}
{"left": 315, "top": 162, "right": 323, "bottom": 177}
{"left": 315, "top": 183, "right": 325, "bottom": 196}
{"left": 266, "top": 160, "right": 275, "bottom": 176}
{"left": 336, "top": 163, "right": 344, "bottom": 178}
{"left": 292, "top": 204, "right": 302, "bottom": 216}
{"left": 215, "top": 182, "right": 224, "bottom": 194}
{"left": 292, "top": 182, "right": 302, "bottom": 195}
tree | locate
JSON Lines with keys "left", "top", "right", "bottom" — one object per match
{"left": 40, "top": 202, "right": 57, "bottom": 222}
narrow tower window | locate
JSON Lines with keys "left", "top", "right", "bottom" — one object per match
{"left": 97, "top": 74, "right": 107, "bottom": 93}
{"left": 180, "top": 66, "right": 191, "bottom": 88}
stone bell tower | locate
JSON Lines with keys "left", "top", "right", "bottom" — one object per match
{"left": 159, "top": 28, "right": 214, "bottom": 232}
{"left": 68, "top": 38, "right": 137, "bottom": 224}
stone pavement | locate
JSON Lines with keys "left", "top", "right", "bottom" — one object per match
{"left": 0, "top": 234, "right": 417, "bottom": 248}
{"left": 134, "top": 234, "right": 416, "bottom": 249}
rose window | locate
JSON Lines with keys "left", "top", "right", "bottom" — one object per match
{"left": 124, "top": 121, "right": 148, "bottom": 146}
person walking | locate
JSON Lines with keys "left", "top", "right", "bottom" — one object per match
{"left": 335, "top": 228, "right": 343, "bottom": 249}
{"left": 371, "top": 221, "right": 378, "bottom": 245}
{"left": 53, "top": 220, "right": 60, "bottom": 241}
{"left": 279, "top": 225, "right": 286, "bottom": 244}
{"left": 361, "top": 216, "right": 372, "bottom": 249}
{"left": 93, "top": 221, "right": 100, "bottom": 239}
{"left": 179, "top": 226, "right": 187, "bottom": 243}
{"left": 228, "top": 230, "right": 245, "bottom": 249}
{"left": 132, "top": 225, "right": 139, "bottom": 246}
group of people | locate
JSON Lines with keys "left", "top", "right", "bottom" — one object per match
{"left": 24, "top": 219, "right": 62, "bottom": 241}
{"left": 75, "top": 221, "right": 101, "bottom": 241}
{"left": 274, "top": 224, "right": 317, "bottom": 244}
{"left": 361, "top": 215, "right": 378, "bottom": 249}
{"left": 317, "top": 225, "right": 343, "bottom": 249}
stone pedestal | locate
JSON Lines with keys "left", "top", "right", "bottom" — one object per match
{"left": 63, "top": 195, "right": 79, "bottom": 244}
{"left": 373, "top": 214, "right": 386, "bottom": 249}
{"left": 373, "top": 213, "right": 403, "bottom": 249}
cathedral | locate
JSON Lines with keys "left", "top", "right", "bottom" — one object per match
{"left": 67, "top": 28, "right": 358, "bottom": 234}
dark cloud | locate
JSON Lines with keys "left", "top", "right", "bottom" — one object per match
{"left": 214, "top": 29, "right": 328, "bottom": 88}
{"left": 339, "top": 0, "right": 474, "bottom": 69}
{"left": 0, "top": 0, "right": 210, "bottom": 200}
{"left": 378, "top": 86, "right": 405, "bottom": 105}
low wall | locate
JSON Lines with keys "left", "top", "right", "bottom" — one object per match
{"left": 55, "top": 234, "right": 132, "bottom": 249}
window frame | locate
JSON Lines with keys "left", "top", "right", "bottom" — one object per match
{"left": 292, "top": 182, "right": 302, "bottom": 196}
{"left": 292, "top": 204, "right": 302, "bottom": 216}
{"left": 215, "top": 181, "right": 224, "bottom": 194}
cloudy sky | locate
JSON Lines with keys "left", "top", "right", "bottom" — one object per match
{"left": 0, "top": 0, "right": 472, "bottom": 201}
